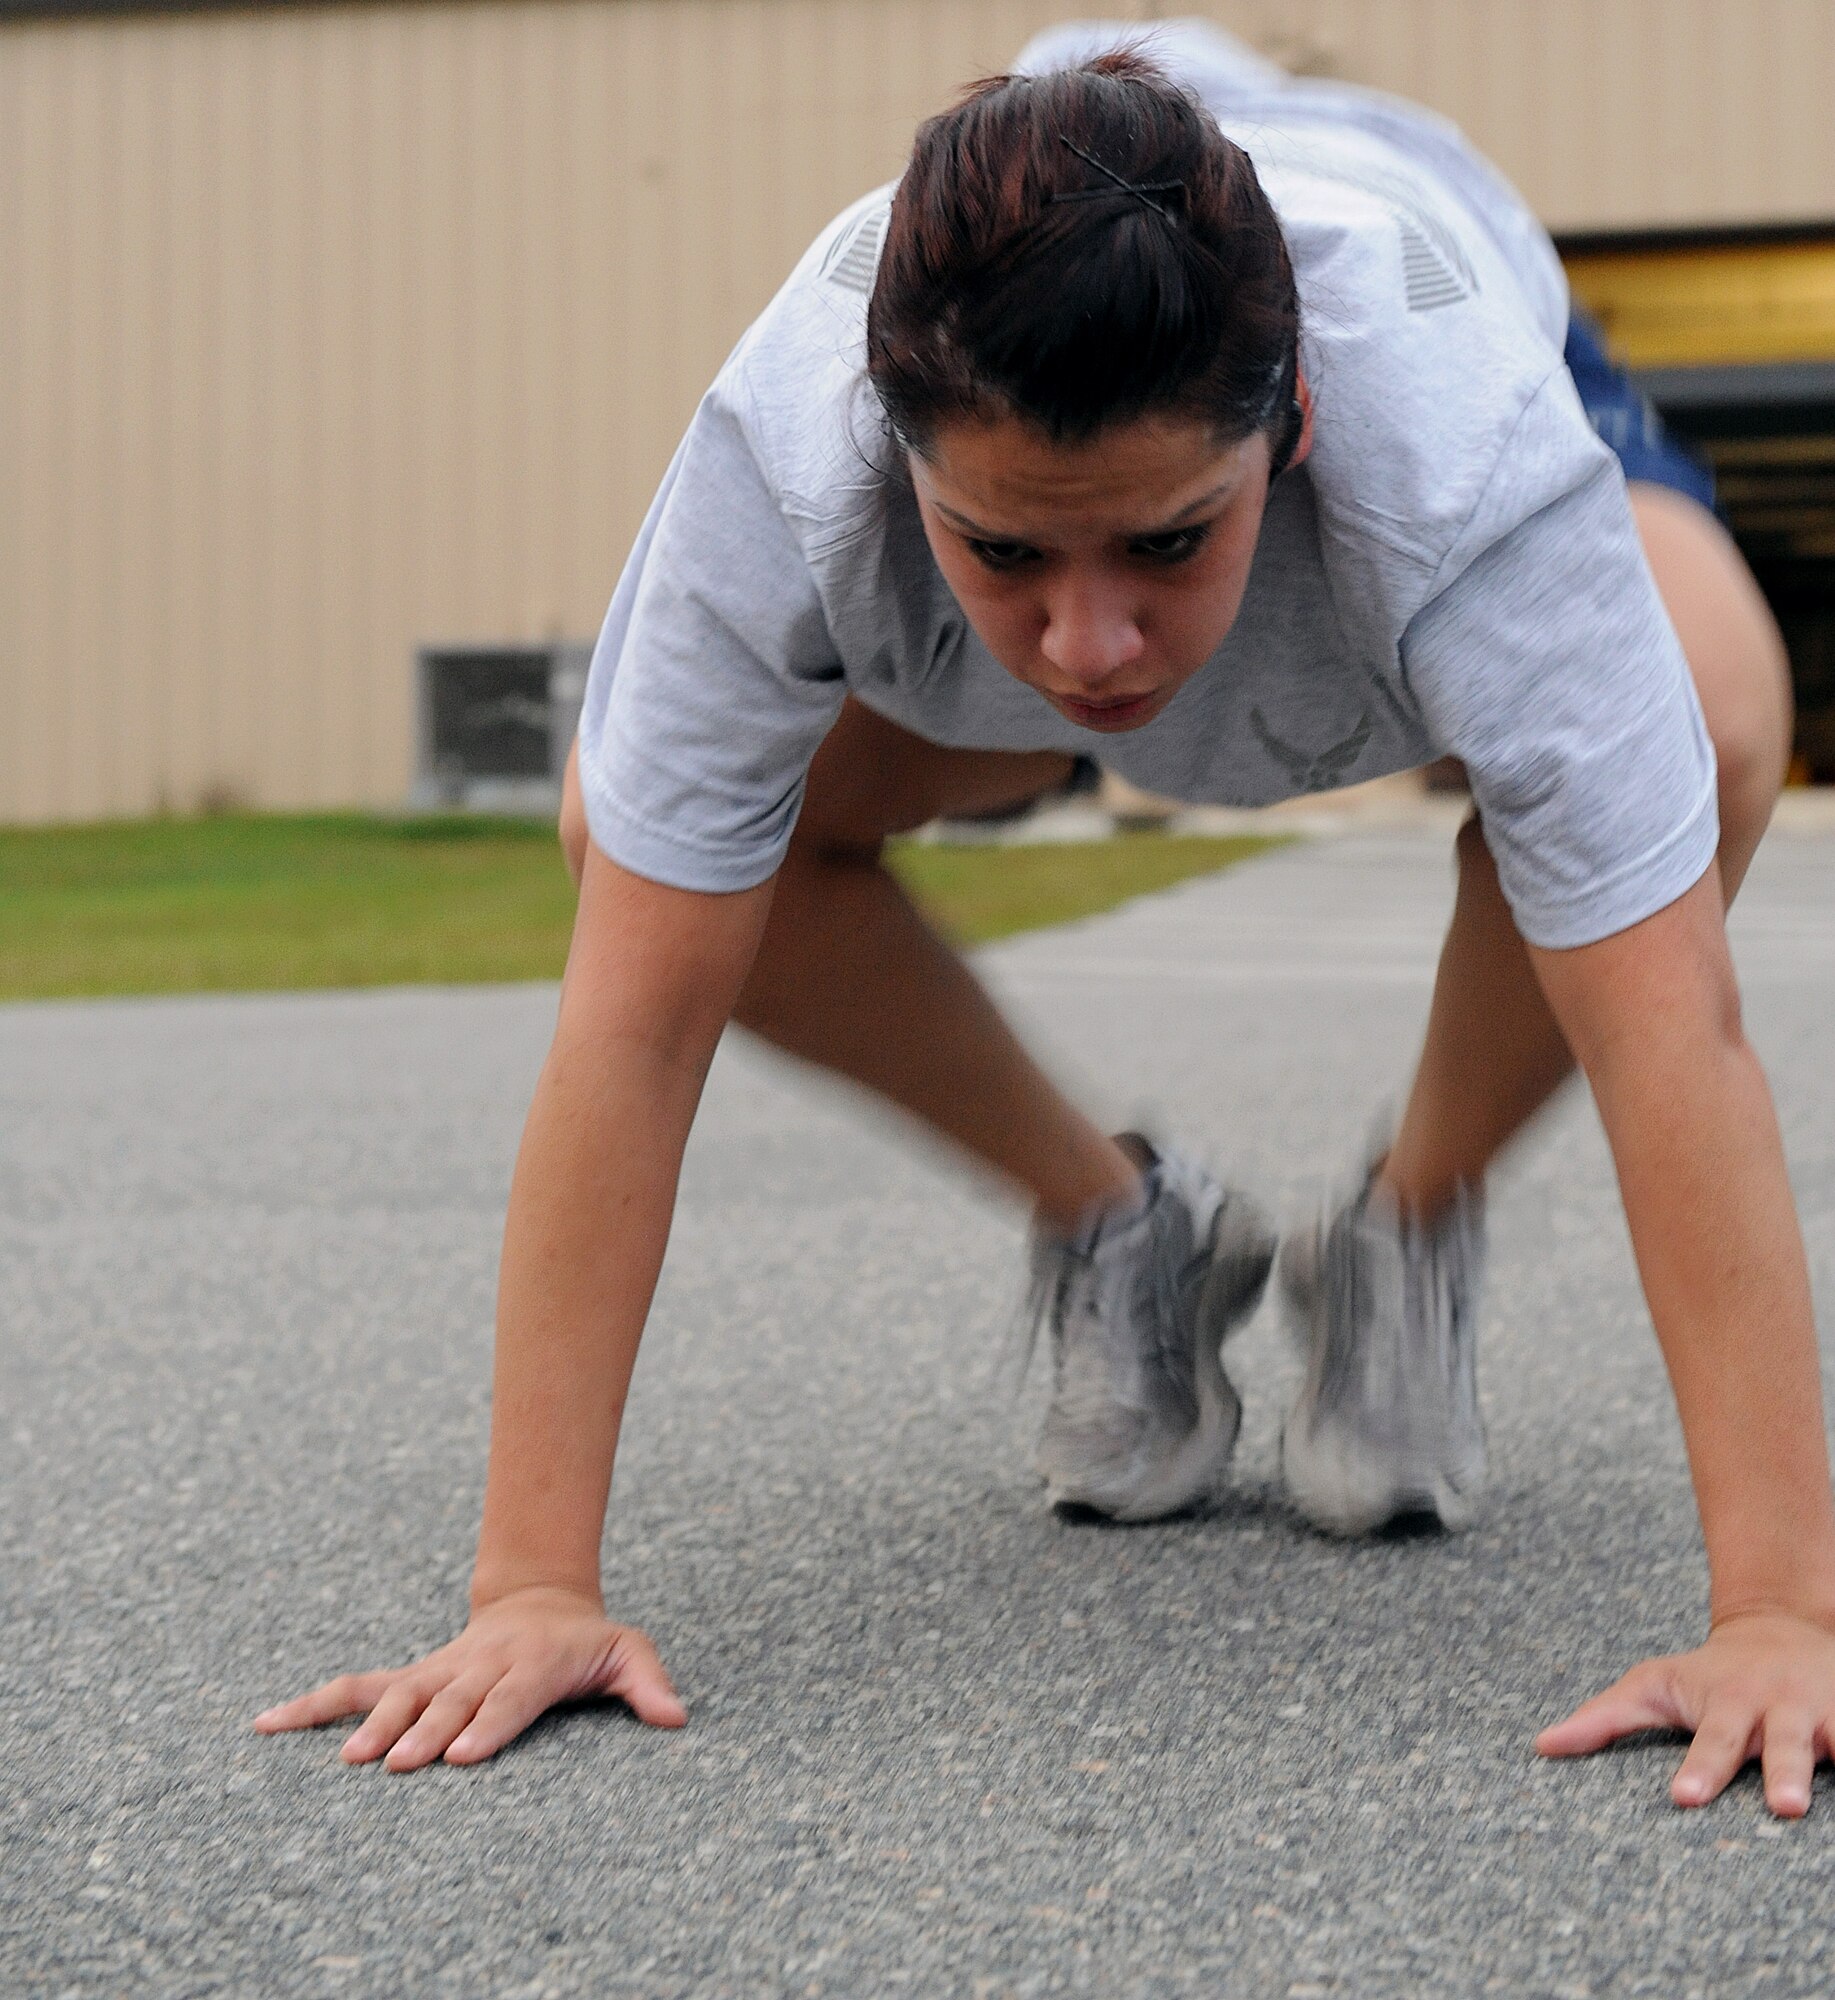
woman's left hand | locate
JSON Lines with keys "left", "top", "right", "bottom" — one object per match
{"left": 1536, "top": 1610, "right": 1835, "bottom": 1817}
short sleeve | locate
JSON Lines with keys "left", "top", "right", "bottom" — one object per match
{"left": 576, "top": 388, "right": 847, "bottom": 893}
{"left": 1401, "top": 431, "right": 1719, "bottom": 950}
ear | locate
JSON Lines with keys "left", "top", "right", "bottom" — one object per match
{"left": 1290, "top": 365, "right": 1315, "bottom": 471}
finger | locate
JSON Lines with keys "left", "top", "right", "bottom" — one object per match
{"left": 603, "top": 1628, "right": 688, "bottom": 1729}
{"left": 1535, "top": 1667, "right": 1675, "bottom": 1759}
{"left": 340, "top": 1678, "right": 438, "bottom": 1765}
{"left": 1672, "top": 1702, "right": 1761, "bottom": 1809}
{"left": 252, "top": 1671, "right": 397, "bottom": 1733}
{"left": 1760, "top": 1711, "right": 1817, "bottom": 1820}
{"left": 384, "top": 1674, "right": 502, "bottom": 1773}
{"left": 445, "top": 1672, "right": 553, "bottom": 1765}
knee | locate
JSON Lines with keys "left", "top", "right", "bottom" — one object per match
{"left": 1451, "top": 809, "right": 1528, "bottom": 932}
{"left": 1629, "top": 483, "right": 1793, "bottom": 841}
{"left": 1453, "top": 808, "right": 1499, "bottom": 884}
{"left": 1707, "top": 643, "right": 1794, "bottom": 839}
{"left": 781, "top": 816, "right": 883, "bottom": 875}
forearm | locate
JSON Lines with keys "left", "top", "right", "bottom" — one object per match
{"left": 469, "top": 1027, "right": 707, "bottom": 1609}
{"left": 467, "top": 849, "right": 772, "bottom": 1614}
{"left": 1592, "top": 1028, "right": 1835, "bottom": 1625}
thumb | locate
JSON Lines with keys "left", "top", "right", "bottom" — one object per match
{"left": 601, "top": 1626, "right": 689, "bottom": 1729}
{"left": 1535, "top": 1666, "right": 1676, "bottom": 1759}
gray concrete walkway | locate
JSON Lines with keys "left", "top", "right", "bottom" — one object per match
{"left": 4, "top": 829, "right": 1833, "bottom": 1997}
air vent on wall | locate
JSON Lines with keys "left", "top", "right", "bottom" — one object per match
{"left": 412, "top": 643, "right": 591, "bottom": 811}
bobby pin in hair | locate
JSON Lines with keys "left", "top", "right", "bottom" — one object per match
{"left": 1049, "top": 133, "right": 1184, "bottom": 222}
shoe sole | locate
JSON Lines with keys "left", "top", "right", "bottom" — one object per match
{"left": 1280, "top": 1412, "right": 1485, "bottom": 1535}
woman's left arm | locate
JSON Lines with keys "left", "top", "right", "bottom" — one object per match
{"left": 1528, "top": 864, "right": 1835, "bottom": 1816}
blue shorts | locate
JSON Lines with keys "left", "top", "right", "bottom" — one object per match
{"left": 1563, "top": 309, "right": 1718, "bottom": 511}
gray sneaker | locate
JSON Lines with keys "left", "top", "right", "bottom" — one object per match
{"left": 1029, "top": 1140, "right": 1277, "bottom": 1522}
{"left": 1279, "top": 1162, "right": 1488, "bottom": 1535}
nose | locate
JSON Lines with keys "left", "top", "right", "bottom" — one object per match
{"left": 1038, "top": 572, "right": 1145, "bottom": 689}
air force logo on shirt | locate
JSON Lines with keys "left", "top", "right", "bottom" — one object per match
{"left": 1250, "top": 706, "right": 1375, "bottom": 793}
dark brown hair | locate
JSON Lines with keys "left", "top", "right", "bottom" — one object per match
{"left": 866, "top": 49, "right": 1301, "bottom": 457}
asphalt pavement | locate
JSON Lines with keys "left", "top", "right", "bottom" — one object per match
{"left": 5, "top": 826, "right": 1834, "bottom": 1998}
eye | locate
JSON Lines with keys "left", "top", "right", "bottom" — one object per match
{"left": 965, "top": 537, "right": 1041, "bottom": 573}
{"left": 1128, "top": 525, "right": 1211, "bottom": 565}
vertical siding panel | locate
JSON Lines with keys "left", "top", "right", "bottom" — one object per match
{"left": 62, "top": 28, "right": 117, "bottom": 819}
{"left": 212, "top": 17, "right": 263, "bottom": 810}
{"left": 466, "top": 4, "right": 503, "bottom": 638}
{"left": 606, "top": 0, "right": 648, "bottom": 581}
{"left": 162, "top": 22, "right": 218, "bottom": 810}
{"left": 0, "top": 42, "right": 18, "bottom": 820}
{"left": 627, "top": 1, "right": 686, "bottom": 498}
{"left": 445, "top": 2, "right": 482, "bottom": 641}
{"left": 398, "top": 3, "right": 435, "bottom": 661}
{"left": 1806, "top": 0, "right": 1835, "bottom": 225}
{"left": 1553, "top": 0, "right": 1607, "bottom": 230}
{"left": 190, "top": 20, "right": 232, "bottom": 809}
{"left": 1715, "top": 2, "right": 1776, "bottom": 224}
{"left": 686, "top": 2, "right": 733, "bottom": 415}
{"left": 91, "top": 28, "right": 131, "bottom": 814}
{"left": 547, "top": 0, "right": 582, "bottom": 626}
{"left": 1501, "top": 0, "right": 1561, "bottom": 224}
{"left": 1766, "top": 1, "right": 1812, "bottom": 227}
{"left": 525, "top": 1, "right": 570, "bottom": 649}
{"left": 391, "top": 5, "right": 433, "bottom": 678}
{"left": 480, "top": 3, "right": 524, "bottom": 638}
{"left": 679, "top": 0, "right": 723, "bottom": 409}
{"left": 384, "top": 3, "right": 429, "bottom": 792}
{"left": 276, "top": 10, "right": 317, "bottom": 801}
{"left": 427, "top": 3, "right": 473, "bottom": 654}
{"left": 255, "top": 14, "right": 304, "bottom": 801}
{"left": 1658, "top": 0, "right": 1705, "bottom": 225}
{"left": 348, "top": 8, "right": 391, "bottom": 794}
{"left": 557, "top": 0, "right": 620, "bottom": 611}
{"left": 317, "top": 12, "right": 359, "bottom": 800}
{"left": 1582, "top": 0, "right": 1641, "bottom": 226}
{"left": 0, "top": 33, "right": 56, "bottom": 820}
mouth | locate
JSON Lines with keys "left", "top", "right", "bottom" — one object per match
{"left": 1050, "top": 689, "right": 1162, "bottom": 732}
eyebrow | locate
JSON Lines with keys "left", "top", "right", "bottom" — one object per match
{"left": 932, "top": 474, "right": 1240, "bottom": 543}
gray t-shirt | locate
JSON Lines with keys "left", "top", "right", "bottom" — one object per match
{"left": 579, "top": 18, "right": 1717, "bottom": 949}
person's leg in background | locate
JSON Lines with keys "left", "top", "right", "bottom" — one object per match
{"left": 561, "top": 699, "right": 1141, "bottom": 1233}
{"left": 1281, "top": 475, "right": 1792, "bottom": 1534}
{"left": 1378, "top": 483, "right": 1793, "bottom": 1220}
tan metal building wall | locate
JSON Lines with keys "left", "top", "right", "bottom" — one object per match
{"left": 5, "top": 0, "right": 1833, "bottom": 822}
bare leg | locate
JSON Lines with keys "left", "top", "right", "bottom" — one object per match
{"left": 1381, "top": 483, "right": 1794, "bottom": 1215}
{"left": 562, "top": 701, "right": 1140, "bottom": 1232}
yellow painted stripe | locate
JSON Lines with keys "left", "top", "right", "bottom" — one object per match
{"left": 1562, "top": 241, "right": 1835, "bottom": 368}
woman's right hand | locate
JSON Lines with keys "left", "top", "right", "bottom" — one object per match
{"left": 251, "top": 1585, "right": 687, "bottom": 1770}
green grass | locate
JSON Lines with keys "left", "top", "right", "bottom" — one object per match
{"left": 0, "top": 813, "right": 1278, "bottom": 1002}
{"left": 885, "top": 830, "right": 1277, "bottom": 947}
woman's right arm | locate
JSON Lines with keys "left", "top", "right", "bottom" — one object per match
{"left": 254, "top": 841, "right": 775, "bottom": 1770}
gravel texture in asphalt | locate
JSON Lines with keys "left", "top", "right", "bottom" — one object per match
{"left": 5, "top": 828, "right": 1834, "bottom": 1998}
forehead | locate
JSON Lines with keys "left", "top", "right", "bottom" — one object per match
{"left": 913, "top": 411, "right": 1256, "bottom": 535}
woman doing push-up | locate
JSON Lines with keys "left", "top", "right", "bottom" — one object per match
{"left": 259, "top": 21, "right": 1835, "bottom": 1817}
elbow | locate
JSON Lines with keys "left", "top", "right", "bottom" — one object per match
{"left": 1706, "top": 961, "right": 1748, "bottom": 1057}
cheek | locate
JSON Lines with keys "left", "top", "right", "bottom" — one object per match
{"left": 1168, "top": 522, "right": 1261, "bottom": 656}
{"left": 931, "top": 553, "right": 1040, "bottom": 667}
{"left": 1149, "top": 564, "right": 1249, "bottom": 670}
